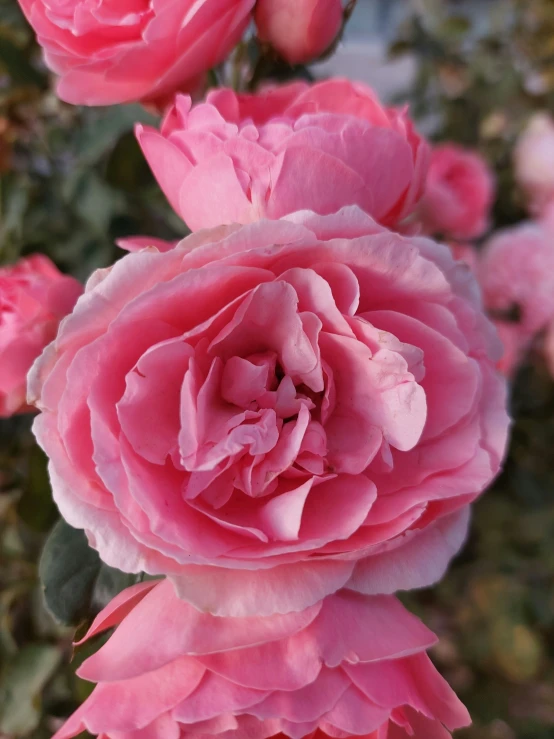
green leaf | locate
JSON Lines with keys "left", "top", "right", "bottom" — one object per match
{"left": 39, "top": 519, "right": 142, "bottom": 626}
{"left": 92, "top": 564, "right": 137, "bottom": 611}
{"left": 39, "top": 520, "right": 101, "bottom": 626}
{"left": 0, "top": 644, "right": 61, "bottom": 735}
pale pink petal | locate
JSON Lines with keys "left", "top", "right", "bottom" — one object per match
{"left": 347, "top": 508, "right": 470, "bottom": 595}
{"left": 80, "top": 580, "right": 321, "bottom": 681}
{"left": 171, "top": 559, "right": 355, "bottom": 617}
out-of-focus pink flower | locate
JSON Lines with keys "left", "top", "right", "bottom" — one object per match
{"left": 53, "top": 579, "right": 471, "bottom": 739}
{"left": 0, "top": 255, "right": 82, "bottom": 418}
{"left": 255, "top": 0, "right": 343, "bottom": 65}
{"left": 137, "top": 79, "right": 430, "bottom": 232}
{"left": 479, "top": 221, "right": 554, "bottom": 378}
{"left": 29, "top": 209, "right": 509, "bottom": 617}
{"left": 418, "top": 145, "right": 495, "bottom": 240}
{"left": 480, "top": 222, "right": 554, "bottom": 336}
{"left": 514, "top": 113, "right": 554, "bottom": 216}
{"left": 17, "top": 0, "right": 254, "bottom": 106}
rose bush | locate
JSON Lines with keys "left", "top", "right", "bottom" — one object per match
{"left": 418, "top": 145, "right": 495, "bottom": 240}
{"left": 254, "top": 0, "right": 343, "bottom": 65}
{"left": 53, "top": 580, "right": 470, "bottom": 739}
{"left": 17, "top": 0, "right": 254, "bottom": 106}
{"left": 0, "top": 255, "right": 82, "bottom": 418}
{"left": 137, "top": 79, "right": 429, "bottom": 232}
{"left": 29, "top": 208, "right": 509, "bottom": 617}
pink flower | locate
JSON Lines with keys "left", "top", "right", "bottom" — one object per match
{"left": 254, "top": 0, "right": 343, "bottom": 65}
{"left": 0, "top": 255, "right": 82, "bottom": 418}
{"left": 514, "top": 113, "right": 554, "bottom": 216}
{"left": 29, "top": 208, "right": 509, "bottom": 617}
{"left": 479, "top": 222, "right": 554, "bottom": 336}
{"left": 418, "top": 145, "right": 495, "bottom": 240}
{"left": 53, "top": 579, "right": 470, "bottom": 739}
{"left": 137, "top": 79, "right": 430, "bottom": 232}
{"left": 479, "top": 222, "right": 554, "bottom": 378}
{"left": 17, "top": 0, "right": 255, "bottom": 106}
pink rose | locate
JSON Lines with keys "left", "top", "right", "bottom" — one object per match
{"left": 514, "top": 113, "right": 554, "bottom": 216}
{"left": 479, "top": 222, "right": 554, "bottom": 378}
{"left": 418, "top": 145, "right": 495, "bottom": 240}
{"left": 0, "top": 255, "right": 81, "bottom": 418}
{"left": 479, "top": 222, "right": 554, "bottom": 336}
{"left": 17, "top": 0, "right": 255, "bottom": 106}
{"left": 137, "top": 79, "right": 430, "bottom": 232}
{"left": 29, "top": 208, "right": 509, "bottom": 617}
{"left": 53, "top": 580, "right": 470, "bottom": 739}
{"left": 255, "top": 0, "right": 343, "bottom": 65}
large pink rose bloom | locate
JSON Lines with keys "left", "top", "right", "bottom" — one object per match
{"left": 514, "top": 113, "right": 554, "bottom": 216}
{"left": 0, "top": 255, "right": 81, "bottom": 418}
{"left": 53, "top": 580, "right": 470, "bottom": 739}
{"left": 29, "top": 208, "right": 509, "bottom": 616}
{"left": 418, "top": 144, "right": 495, "bottom": 240}
{"left": 255, "top": 0, "right": 343, "bottom": 65}
{"left": 137, "top": 79, "right": 429, "bottom": 231}
{"left": 17, "top": 0, "right": 254, "bottom": 106}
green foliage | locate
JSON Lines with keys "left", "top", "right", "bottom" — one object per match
{"left": 39, "top": 519, "right": 138, "bottom": 626}
{"left": 390, "top": 0, "right": 554, "bottom": 229}
{"left": 39, "top": 520, "right": 102, "bottom": 627}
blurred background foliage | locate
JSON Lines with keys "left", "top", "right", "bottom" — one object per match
{"left": 1, "top": 0, "right": 554, "bottom": 738}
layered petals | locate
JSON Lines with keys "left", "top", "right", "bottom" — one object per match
{"left": 17, "top": 0, "right": 255, "bottom": 106}
{"left": 30, "top": 208, "right": 510, "bottom": 615}
{"left": 137, "top": 80, "right": 430, "bottom": 231}
{"left": 53, "top": 581, "right": 470, "bottom": 739}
